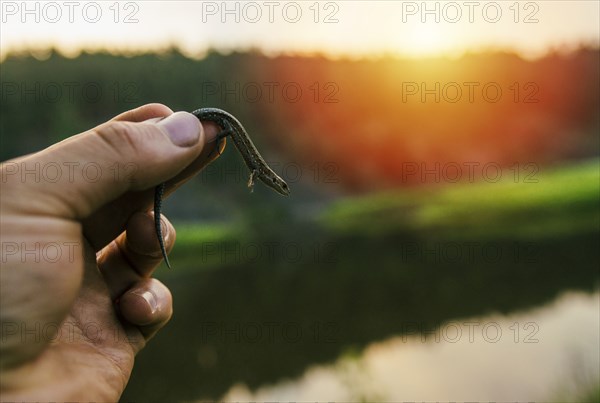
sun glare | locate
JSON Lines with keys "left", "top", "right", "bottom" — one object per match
{"left": 390, "top": 22, "right": 460, "bottom": 58}
{"left": 0, "top": 1, "right": 598, "bottom": 61}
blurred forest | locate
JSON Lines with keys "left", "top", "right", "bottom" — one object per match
{"left": 1, "top": 48, "right": 599, "bottom": 214}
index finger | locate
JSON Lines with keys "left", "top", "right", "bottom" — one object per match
{"left": 111, "top": 103, "right": 174, "bottom": 122}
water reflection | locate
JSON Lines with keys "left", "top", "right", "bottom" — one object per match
{"left": 221, "top": 291, "right": 600, "bottom": 401}
{"left": 122, "top": 229, "right": 599, "bottom": 401}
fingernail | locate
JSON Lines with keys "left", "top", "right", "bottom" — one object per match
{"left": 134, "top": 290, "right": 158, "bottom": 314}
{"left": 158, "top": 112, "right": 201, "bottom": 147}
{"left": 203, "top": 122, "right": 219, "bottom": 145}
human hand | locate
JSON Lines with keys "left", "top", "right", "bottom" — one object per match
{"left": 0, "top": 104, "right": 222, "bottom": 401}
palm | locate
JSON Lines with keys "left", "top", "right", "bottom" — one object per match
{"left": 14, "top": 242, "right": 141, "bottom": 401}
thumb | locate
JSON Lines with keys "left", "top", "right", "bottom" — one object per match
{"left": 1, "top": 112, "right": 205, "bottom": 220}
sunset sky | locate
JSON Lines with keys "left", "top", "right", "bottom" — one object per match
{"left": 1, "top": 1, "right": 598, "bottom": 60}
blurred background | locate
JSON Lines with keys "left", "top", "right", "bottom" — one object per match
{"left": 1, "top": 1, "right": 599, "bottom": 401}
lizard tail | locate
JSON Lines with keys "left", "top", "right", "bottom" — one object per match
{"left": 154, "top": 183, "right": 172, "bottom": 269}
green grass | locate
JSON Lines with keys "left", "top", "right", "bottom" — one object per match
{"left": 163, "top": 223, "right": 241, "bottom": 272}
{"left": 173, "top": 223, "right": 239, "bottom": 247}
{"left": 323, "top": 159, "right": 600, "bottom": 240}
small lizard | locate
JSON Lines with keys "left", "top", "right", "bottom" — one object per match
{"left": 154, "top": 108, "right": 290, "bottom": 269}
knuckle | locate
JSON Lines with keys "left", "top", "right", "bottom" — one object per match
{"left": 152, "top": 279, "right": 173, "bottom": 321}
{"left": 96, "top": 121, "right": 143, "bottom": 156}
{"left": 95, "top": 121, "right": 163, "bottom": 161}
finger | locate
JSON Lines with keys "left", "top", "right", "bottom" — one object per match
{"left": 80, "top": 119, "right": 223, "bottom": 251}
{"left": 109, "top": 103, "right": 224, "bottom": 174}
{"left": 118, "top": 278, "right": 173, "bottom": 341}
{"left": 2, "top": 111, "right": 205, "bottom": 251}
{"left": 110, "top": 103, "right": 174, "bottom": 123}
{"left": 162, "top": 120, "right": 225, "bottom": 195}
{"left": 97, "top": 212, "right": 175, "bottom": 300}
